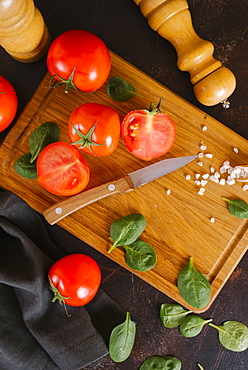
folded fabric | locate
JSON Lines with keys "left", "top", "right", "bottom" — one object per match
{"left": 0, "top": 190, "right": 125, "bottom": 370}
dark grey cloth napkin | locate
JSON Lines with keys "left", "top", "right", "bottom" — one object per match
{"left": 0, "top": 190, "right": 125, "bottom": 370}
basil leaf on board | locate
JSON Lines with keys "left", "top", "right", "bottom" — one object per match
{"left": 177, "top": 257, "right": 211, "bottom": 309}
{"left": 124, "top": 239, "right": 157, "bottom": 272}
{"left": 160, "top": 303, "right": 192, "bottom": 328}
{"left": 107, "top": 76, "right": 142, "bottom": 101}
{"left": 108, "top": 213, "right": 146, "bottom": 253}
{"left": 14, "top": 153, "right": 37, "bottom": 179}
{"left": 29, "top": 121, "right": 60, "bottom": 162}
{"left": 222, "top": 197, "right": 248, "bottom": 219}
{"left": 109, "top": 312, "right": 136, "bottom": 362}
{"left": 179, "top": 315, "right": 213, "bottom": 337}
{"left": 209, "top": 321, "right": 248, "bottom": 352}
{"left": 140, "top": 355, "right": 181, "bottom": 370}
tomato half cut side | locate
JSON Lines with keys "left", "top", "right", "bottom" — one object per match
{"left": 37, "top": 142, "right": 90, "bottom": 196}
{"left": 48, "top": 254, "right": 101, "bottom": 307}
{"left": 121, "top": 108, "right": 176, "bottom": 161}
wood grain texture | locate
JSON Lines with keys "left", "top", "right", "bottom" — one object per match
{"left": 0, "top": 51, "right": 247, "bottom": 312}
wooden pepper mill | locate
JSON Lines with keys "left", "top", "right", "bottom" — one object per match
{"left": 133, "top": 0, "right": 236, "bottom": 107}
{"left": 0, "top": 0, "right": 50, "bottom": 63}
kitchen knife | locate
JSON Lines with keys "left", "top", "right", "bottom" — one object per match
{"left": 43, "top": 155, "right": 197, "bottom": 225}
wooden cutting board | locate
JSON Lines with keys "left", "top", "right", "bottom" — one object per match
{"left": 0, "top": 52, "right": 247, "bottom": 312}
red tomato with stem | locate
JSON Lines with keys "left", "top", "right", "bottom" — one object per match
{"left": 47, "top": 30, "right": 111, "bottom": 93}
{"left": 121, "top": 100, "right": 176, "bottom": 161}
{"left": 68, "top": 103, "right": 121, "bottom": 157}
{"left": 0, "top": 75, "right": 18, "bottom": 132}
{"left": 48, "top": 254, "right": 101, "bottom": 307}
{"left": 37, "top": 142, "right": 90, "bottom": 196}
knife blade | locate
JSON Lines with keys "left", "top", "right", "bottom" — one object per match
{"left": 43, "top": 155, "right": 197, "bottom": 225}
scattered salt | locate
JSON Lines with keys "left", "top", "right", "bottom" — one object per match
{"left": 219, "top": 178, "right": 225, "bottom": 185}
{"left": 243, "top": 185, "right": 248, "bottom": 191}
{"left": 202, "top": 174, "right": 209, "bottom": 180}
{"left": 210, "top": 217, "right": 215, "bottom": 223}
{"left": 197, "top": 161, "right": 203, "bottom": 166}
{"left": 185, "top": 175, "right": 191, "bottom": 180}
{"left": 205, "top": 153, "right": 213, "bottom": 158}
{"left": 166, "top": 189, "right": 171, "bottom": 195}
{"left": 233, "top": 147, "right": 239, "bottom": 153}
{"left": 195, "top": 174, "right": 201, "bottom": 179}
{"left": 202, "top": 126, "right": 208, "bottom": 131}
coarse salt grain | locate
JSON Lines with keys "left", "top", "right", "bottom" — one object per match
{"left": 200, "top": 145, "right": 207, "bottom": 150}
{"left": 185, "top": 175, "right": 191, "bottom": 180}
{"left": 195, "top": 174, "right": 201, "bottom": 179}
{"left": 201, "top": 180, "right": 208, "bottom": 187}
{"left": 219, "top": 178, "right": 225, "bottom": 185}
{"left": 194, "top": 180, "right": 201, "bottom": 185}
{"left": 166, "top": 189, "right": 171, "bottom": 195}
{"left": 210, "top": 217, "right": 215, "bottom": 223}
{"left": 202, "top": 173, "right": 209, "bottom": 179}
{"left": 243, "top": 185, "right": 248, "bottom": 191}
{"left": 226, "top": 177, "right": 235, "bottom": 185}
{"left": 198, "top": 152, "right": 204, "bottom": 158}
{"left": 210, "top": 167, "right": 215, "bottom": 173}
{"left": 197, "top": 161, "right": 203, "bottom": 166}
{"left": 202, "top": 126, "right": 208, "bottom": 131}
{"left": 205, "top": 153, "right": 213, "bottom": 158}
{"left": 233, "top": 147, "right": 239, "bottom": 153}
{"left": 220, "top": 166, "right": 227, "bottom": 174}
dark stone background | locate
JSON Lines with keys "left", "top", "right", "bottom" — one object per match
{"left": 1, "top": 1, "right": 247, "bottom": 369}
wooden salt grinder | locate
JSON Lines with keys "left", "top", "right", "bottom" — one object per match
{"left": 0, "top": 0, "right": 50, "bottom": 63}
{"left": 133, "top": 0, "right": 236, "bottom": 107}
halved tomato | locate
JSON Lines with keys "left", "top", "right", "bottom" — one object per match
{"left": 37, "top": 142, "right": 90, "bottom": 196}
{"left": 121, "top": 101, "right": 176, "bottom": 161}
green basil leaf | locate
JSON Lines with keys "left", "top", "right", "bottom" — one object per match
{"left": 107, "top": 76, "right": 141, "bottom": 101}
{"left": 109, "top": 312, "right": 136, "bottom": 362}
{"left": 160, "top": 303, "right": 192, "bottom": 328}
{"left": 14, "top": 153, "right": 37, "bottom": 179}
{"left": 179, "top": 315, "right": 212, "bottom": 337}
{"left": 222, "top": 197, "right": 248, "bottom": 219}
{"left": 163, "top": 356, "right": 182, "bottom": 370}
{"left": 124, "top": 239, "right": 157, "bottom": 271}
{"left": 209, "top": 321, "right": 248, "bottom": 352}
{"left": 177, "top": 257, "right": 211, "bottom": 309}
{"left": 29, "top": 121, "right": 60, "bottom": 162}
{"left": 140, "top": 355, "right": 182, "bottom": 370}
{"left": 108, "top": 213, "right": 146, "bottom": 253}
{"left": 139, "top": 356, "right": 168, "bottom": 369}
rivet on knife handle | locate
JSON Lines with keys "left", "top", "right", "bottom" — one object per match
{"left": 43, "top": 176, "right": 133, "bottom": 225}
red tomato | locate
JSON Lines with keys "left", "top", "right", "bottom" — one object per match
{"left": 0, "top": 76, "right": 18, "bottom": 132}
{"left": 47, "top": 30, "right": 111, "bottom": 93}
{"left": 121, "top": 102, "right": 176, "bottom": 161}
{"left": 37, "top": 142, "right": 90, "bottom": 196}
{"left": 68, "top": 103, "right": 121, "bottom": 157}
{"left": 48, "top": 254, "right": 101, "bottom": 307}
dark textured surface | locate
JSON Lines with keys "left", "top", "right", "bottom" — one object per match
{"left": 0, "top": 1, "right": 247, "bottom": 369}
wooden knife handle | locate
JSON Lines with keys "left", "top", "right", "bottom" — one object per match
{"left": 133, "top": 0, "right": 236, "bottom": 106}
{"left": 43, "top": 176, "right": 133, "bottom": 225}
